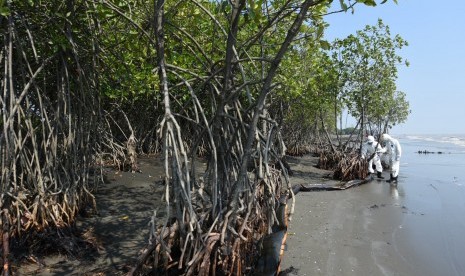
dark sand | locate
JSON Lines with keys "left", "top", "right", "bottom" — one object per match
{"left": 17, "top": 157, "right": 169, "bottom": 275}
{"left": 16, "top": 153, "right": 447, "bottom": 275}
{"left": 280, "top": 138, "right": 465, "bottom": 276}
{"left": 281, "top": 156, "right": 422, "bottom": 276}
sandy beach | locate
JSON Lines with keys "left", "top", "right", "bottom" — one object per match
{"left": 281, "top": 136, "right": 465, "bottom": 276}
{"left": 16, "top": 135, "right": 465, "bottom": 275}
{"left": 280, "top": 155, "right": 416, "bottom": 276}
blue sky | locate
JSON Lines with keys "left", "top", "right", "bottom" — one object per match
{"left": 323, "top": 0, "right": 465, "bottom": 135}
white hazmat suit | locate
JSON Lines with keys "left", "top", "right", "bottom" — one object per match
{"left": 361, "top": 135, "right": 385, "bottom": 179}
{"left": 382, "top": 133, "right": 402, "bottom": 183}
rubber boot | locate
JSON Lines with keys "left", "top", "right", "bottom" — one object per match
{"left": 365, "top": 172, "right": 372, "bottom": 180}
{"left": 387, "top": 174, "right": 398, "bottom": 184}
{"left": 377, "top": 171, "right": 384, "bottom": 179}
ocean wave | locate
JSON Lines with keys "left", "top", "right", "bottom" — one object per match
{"left": 405, "top": 134, "right": 465, "bottom": 148}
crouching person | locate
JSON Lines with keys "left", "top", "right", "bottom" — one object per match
{"left": 361, "top": 135, "right": 386, "bottom": 179}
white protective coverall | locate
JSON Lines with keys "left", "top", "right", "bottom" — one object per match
{"left": 382, "top": 133, "right": 402, "bottom": 178}
{"left": 361, "top": 135, "right": 385, "bottom": 174}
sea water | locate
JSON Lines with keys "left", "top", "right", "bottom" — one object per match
{"left": 390, "top": 134, "right": 465, "bottom": 276}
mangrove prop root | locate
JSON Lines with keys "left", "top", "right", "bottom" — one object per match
{"left": 319, "top": 151, "right": 368, "bottom": 181}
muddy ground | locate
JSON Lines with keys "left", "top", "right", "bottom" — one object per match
{"left": 16, "top": 156, "right": 172, "bottom": 275}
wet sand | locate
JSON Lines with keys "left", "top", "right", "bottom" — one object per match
{"left": 16, "top": 145, "right": 465, "bottom": 275}
{"left": 17, "top": 157, "right": 169, "bottom": 275}
{"left": 281, "top": 145, "right": 465, "bottom": 276}
{"left": 280, "top": 171, "right": 416, "bottom": 276}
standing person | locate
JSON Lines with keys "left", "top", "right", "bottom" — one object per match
{"left": 382, "top": 133, "right": 402, "bottom": 183}
{"left": 361, "top": 135, "right": 386, "bottom": 179}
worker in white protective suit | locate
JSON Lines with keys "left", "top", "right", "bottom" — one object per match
{"left": 382, "top": 133, "right": 402, "bottom": 183}
{"left": 361, "top": 135, "right": 386, "bottom": 179}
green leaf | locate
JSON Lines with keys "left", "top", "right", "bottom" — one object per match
{"left": 339, "top": 0, "right": 348, "bottom": 11}
{"left": 316, "top": 25, "right": 324, "bottom": 39}
{"left": 365, "top": 0, "right": 377, "bottom": 6}
{"left": 0, "top": 6, "right": 9, "bottom": 17}
{"left": 357, "top": 0, "right": 377, "bottom": 6}
{"left": 320, "top": 40, "right": 331, "bottom": 50}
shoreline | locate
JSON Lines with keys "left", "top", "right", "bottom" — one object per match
{"left": 15, "top": 137, "right": 465, "bottom": 275}
{"left": 280, "top": 154, "right": 418, "bottom": 276}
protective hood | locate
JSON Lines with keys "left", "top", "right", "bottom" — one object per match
{"left": 382, "top": 133, "right": 392, "bottom": 142}
{"left": 367, "top": 135, "right": 375, "bottom": 143}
